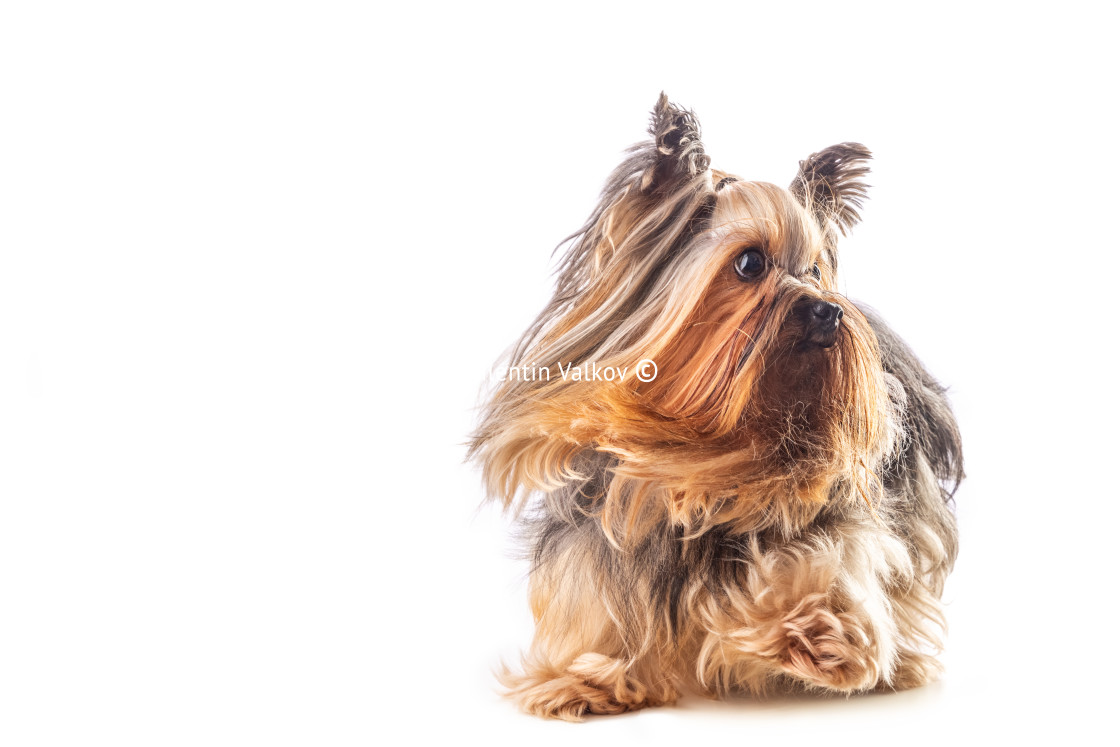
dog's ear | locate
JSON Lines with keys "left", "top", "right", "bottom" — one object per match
{"left": 641, "top": 92, "right": 711, "bottom": 191}
{"left": 790, "top": 143, "right": 871, "bottom": 236}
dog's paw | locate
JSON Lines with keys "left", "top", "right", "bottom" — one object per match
{"left": 877, "top": 649, "right": 941, "bottom": 691}
{"left": 501, "top": 654, "right": 675, "bottom": 721}
{"left": 775, "top": 595, "right": 880, "bottom": 692}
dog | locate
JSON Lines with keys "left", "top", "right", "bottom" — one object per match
{"left": 469, "top": 94, "right": 961, "bottom": 720}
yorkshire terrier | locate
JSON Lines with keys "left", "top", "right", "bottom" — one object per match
{"left": 470, "top": 94, "right": 962, "bottom": 720}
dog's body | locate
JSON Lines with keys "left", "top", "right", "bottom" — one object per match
{"left": 471, "top": 95, "right": 961, "bottom": 720}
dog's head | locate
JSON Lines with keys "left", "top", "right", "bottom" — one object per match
{"left": 472, "top": 94, "right": 894, "bottom": 539}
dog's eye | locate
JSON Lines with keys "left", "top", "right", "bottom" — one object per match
{"left": 811, "top": 263, "right": 822, "bottom": 281}
{"left": 734, "top": 249, "right": 767, "bottom": 281}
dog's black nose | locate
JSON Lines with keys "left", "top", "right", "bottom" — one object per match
{"left": 810, "top": 301, "right": 843, "bottom": 327}
{"left": 802, "top": 301, "right": 843, "bottom": 347}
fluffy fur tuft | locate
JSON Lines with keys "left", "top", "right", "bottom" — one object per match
{"left": 470, "top": 96, "right": 961, "bottom": 720}
{"left": 790, "top": 143, "right": 872, "bottom": 237}
{"left": 647, "top": 92, "right": 711, "bottom": 189}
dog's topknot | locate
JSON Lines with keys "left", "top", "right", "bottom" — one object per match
{"left": 790, "top": 143, "right": 872, "bottom": 236}
{"left": 643, "top": 92, "right": 711, "bottom": 190}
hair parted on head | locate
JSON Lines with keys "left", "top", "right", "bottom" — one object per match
{"left": 790, "top": 143, "right": 872, "bottom": 237}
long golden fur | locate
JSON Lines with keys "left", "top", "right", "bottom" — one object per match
{"left": 470, "top": 94, "right": 961, "bottom": 720}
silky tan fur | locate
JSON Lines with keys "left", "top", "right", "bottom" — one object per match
{"left": 470, "top": 94, "right": 962, "bottom": 720}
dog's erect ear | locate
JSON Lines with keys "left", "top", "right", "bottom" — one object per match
{"left": 790, "top": 143, "right": 871, "bottom": 236}
{"left": 641, "top": 92, "right": 711, "bottom": 191}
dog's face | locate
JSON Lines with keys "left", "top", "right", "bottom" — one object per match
{"left": 472, "top": 95, "right": 893, "bottom": 538}
{"left": 644, "top": 179, "right": 859, "bottom": 427}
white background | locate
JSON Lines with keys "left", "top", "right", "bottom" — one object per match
{"left": 1, "top": 2, "right": 1116, "bottom": 744}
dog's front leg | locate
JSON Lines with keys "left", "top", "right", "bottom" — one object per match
{"left": 501, "top": 539, "right": 680, "bottom": 720}
{"left": 697, "top": 518, "right": 913, "bottom": 694}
